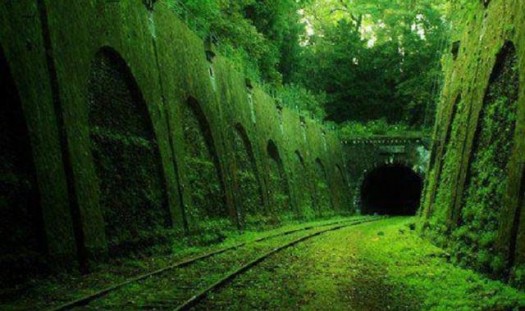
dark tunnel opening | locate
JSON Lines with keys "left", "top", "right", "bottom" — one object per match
{"left": 360, "top": 164, "right": 423, "bottom": 216}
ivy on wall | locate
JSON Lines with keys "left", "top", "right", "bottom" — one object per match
{"left": 89, "top": 48, "right": 170, "bottom": 256}
{"left": 182, "top": 98, "right": 228, "bottom": 236}
{"left": 315, "top": 159, "right": 333, "bottom": 217}
{"left": 294, "top": 152, "right": 315, "bottom": 219}
{"left": 431, "top": 96, "right": 467, "bottom": 235}
{"left": 426, "top": 42, "right": 520, "bottom": 280}
{"left": 453, "top": 42, "right": 519, "bottom": 275}
{"left": 267, "top": 141, "right": 291, "bottom": 224}
{"left": 232, "top": 126, "right": 264, "bottom": 227}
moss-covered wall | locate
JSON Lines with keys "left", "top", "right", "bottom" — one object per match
{"left": 0, "top": 0, "right": 352, "bottom": 279}
{"left": 0, "top": 1, "right": 78, "bottom": 280}
{"left": 421, "top": 0, "right": 525, "bottom": 287}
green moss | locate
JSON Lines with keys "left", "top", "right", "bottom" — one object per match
{"left": 89, "top": 48, "right": 170, "bottom": 256}
{"left": 182, "top": 99, "right": 229, "bottom": 235}
{"left": 313, "top": 159, "right": 335, "bottom": 217}
{"left": 453, "top": 43, "right": 519, "bottom": 275}
{"left": 268, "top": 157, "right": 292, "bottom": 223}
{"left": 0, "top": 50, "right": 45, "bottom": 284}
{"left": 232, "top": 127, "right": 264, "bottom": 227}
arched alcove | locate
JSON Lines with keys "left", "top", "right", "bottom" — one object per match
{"left": 267, "top": 140, "right": 291, "bottom": 216}
{"left": 315, "top": 158, "right": 333, "bottom": 215}
{"left": 182, "top": 97, "right": 228, "bottom": 229}
{"left": 439, "top": 94, "right": 461, "bottom": 172}
{"left": 232, "top": 124, "right": 264, "bottom": 224}
{"left": 295, "top": 151, "right": 314, "bottom": 216}
{"left": 88, "top": 47, "right": 170, "bottom": 255}
{"left": 333, "top": 165, "right": 348, "bottom": 212}
{"left": 0, "top": 46, "right": 45, "bottom": 282}
{"left": 361, "top": 164, "right": 423, "bottom": 215}
{"left": 459, "top": 42, "right": 519, "bottom": 268}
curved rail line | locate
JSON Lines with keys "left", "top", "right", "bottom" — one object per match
{"left": 50, "top": 216, "right": 376, "bottom": 311}
{"left": 175, "top": 217, "right": 383, "bottom": 311}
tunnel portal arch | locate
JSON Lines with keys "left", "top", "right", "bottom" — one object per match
{"left": 360, "top": 164, "right": 423, "bottom": 215}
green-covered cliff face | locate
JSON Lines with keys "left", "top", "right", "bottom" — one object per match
{"left": 421, "top": 0, "right": 525, "bottom": 287}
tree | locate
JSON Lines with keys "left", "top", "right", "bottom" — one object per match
{"left": 294, "top": 0, "right": 448, "bottom": 127}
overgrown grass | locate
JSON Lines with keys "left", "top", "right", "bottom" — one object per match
{"left": 0, "top": 215, "right": 361, "bottom": 310}
{"left": 201, "top": 218, "right": 525, "bottom": 310}
{"left": 359, "top": 219, "right": 524, "bottom": 310}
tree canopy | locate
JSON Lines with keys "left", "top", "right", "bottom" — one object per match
{"left": 168, "top": 0, "right": 449, "bottom": 131}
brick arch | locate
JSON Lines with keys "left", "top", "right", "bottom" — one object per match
{"left": 267, "top": 140, "right": 291, "bottom": 217}
{"left": 314, "top": 158, "right": 334, "bottom": 216}
{"left": 294, "top": 150, "right": 315, "bottom": 217}
{"left": 88, "top": 46, "right": 170, "bottom": 255}
{"left": 232, "top": 123, "right": 264, "bottom": 225}
{"left": 182, "top": 96, "right": 229, "bottom": 230}
{"left": 0, "top": 45, "right": 45, "bottom": 283}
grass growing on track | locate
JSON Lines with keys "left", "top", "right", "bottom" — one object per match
{"left": 200, "top": 217, "right": 525, "bottom": 310}
{"left": 1, "top": 215, "right": 364, "bottom": 310}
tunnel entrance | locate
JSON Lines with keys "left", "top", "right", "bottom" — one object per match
{"left": 360, "top": 165, "right": 423, "bottom": 215}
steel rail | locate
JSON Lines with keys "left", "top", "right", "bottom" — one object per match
{"left": 50, "top": 216, "right": 374, "bottom": 311}
{"left": 175, "top": 217, "right": 384, "bottom": 311}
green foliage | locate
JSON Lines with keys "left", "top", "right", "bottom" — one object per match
{"left": 338, "top": 119, "right": 417, "bottom": 138}
{"left": 182, "top": 101, "right": 229, "bottom": 235}
{"left": 431, "top": 97, "right": 467, "bottom": 225}
{"left": 232, "top": 129, "right": 265, "bottom": 227}
{"left": 362, "top": 219, "right": 525, "bottom": 310}
{"left": 88, "top": 49, "right": 170, "bottom": 256}
{"left": 167, "top": 0, "right": 307, "bottom": 85}
{"left": 296, "top": 0, "right": 448, "bottom": 127}
{"left": 293, "top": 154, "right": 316, "bottom": 219}
{"left": 167, "top": 0, "right": 447, "bottom": 129}
{"left": 455, "top": 97, "right": 518, "bottom": 272}
{"left": 428, "top": 44, "right": 519, "bottom": 279}
{"left": 314, "top": 162, "right": 333, "bottom": 216}
{"left": 268, "top": 158, "right": 292, "bottom": 223}
{"left": 511, "top": 265, "right": 525, "bottom": 289}
{"left": 274, "top": 84, "right": 327, "bottom": 120}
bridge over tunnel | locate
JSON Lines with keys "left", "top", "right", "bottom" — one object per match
{"left": 360, "top": 164, "right": 423, "bottom": 215}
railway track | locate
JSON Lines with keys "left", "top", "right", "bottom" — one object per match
{"left": 51, "top": 216, "right": 384, "bottom": 311}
